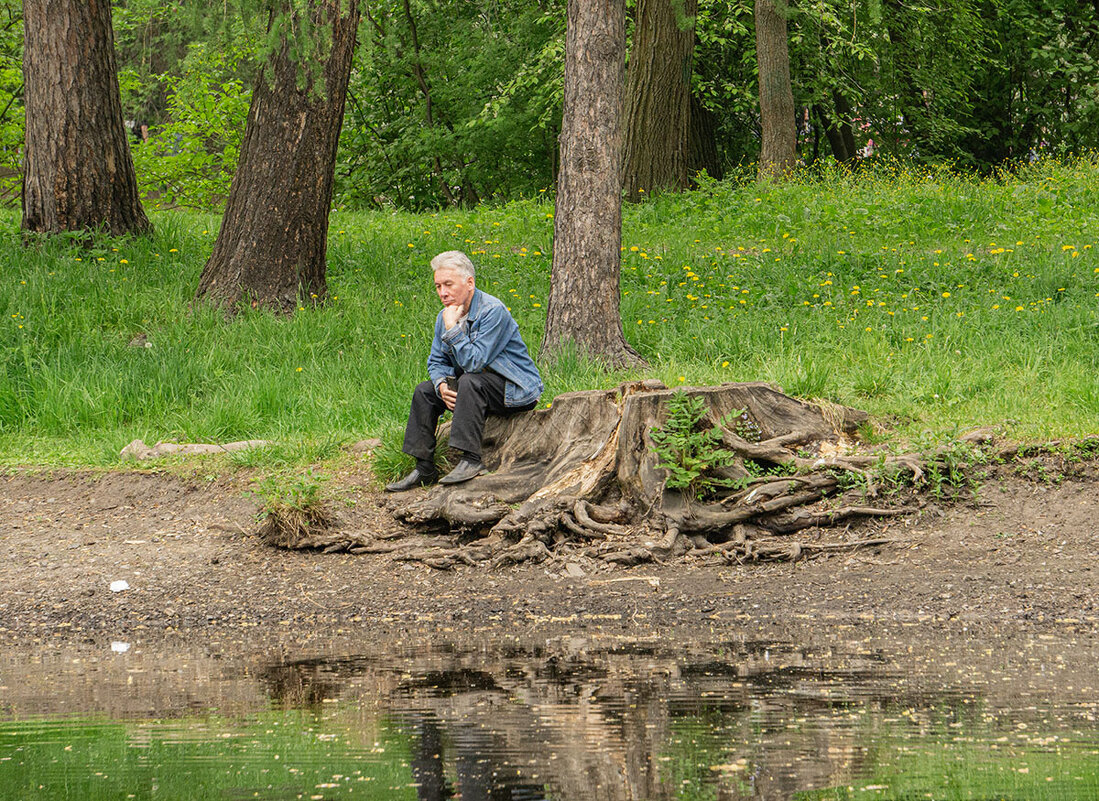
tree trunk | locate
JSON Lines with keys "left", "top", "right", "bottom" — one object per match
{"left": 688, "top": 94, "right": 723, "bottom": 182}
{"left": 754, "top": 0, "right": 797, "bottom": 179}
{"left": 21, "top": 0, "right": 150, "bottom": 236}
{"left": 195, "top": 0, "right": 360, "bottom": 312}
{"left": 541, "top": 0, "right": 642, "bottom": 368}
{"left": 815, "top": 92, "right": 856, "bottom": 164}
{"left": 623, "top": 0, "right": 697, "bottom": 201}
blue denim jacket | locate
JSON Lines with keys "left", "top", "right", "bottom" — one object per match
{"left": 428, "top": 288, "right": 544, "bottom": 407}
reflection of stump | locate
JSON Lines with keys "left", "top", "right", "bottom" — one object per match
{"left": 369, "top": 381, "right": 921, "bottom": 569}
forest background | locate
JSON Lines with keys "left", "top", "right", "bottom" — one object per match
{"left": 0, "top": 0, "right": 1097, "bottom": 471}
{"left": 3, "top": 0, "right": 1099, "bottom": 209}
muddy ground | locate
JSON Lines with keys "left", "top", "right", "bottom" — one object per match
{"left": 1, "top": 456, "right": 1096, "bottom": 653}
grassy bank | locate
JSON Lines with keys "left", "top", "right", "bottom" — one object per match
{"left": 1, "top": 158, "right": 1097, "bottom": 470}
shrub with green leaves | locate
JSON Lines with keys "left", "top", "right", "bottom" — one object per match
{"left": 130, "top": 44, "right": 253, "bottom": 208}
{"left": 650, "top": 391, "right": 740, "bottom": 500}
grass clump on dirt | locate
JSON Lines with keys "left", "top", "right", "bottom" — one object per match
{"left": 0, "top": 156, "right": 1097, "bottom": 470}
{"left": 253, "top": 469, "right": 336, "bottom": 549}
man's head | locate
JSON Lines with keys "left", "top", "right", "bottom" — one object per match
{"left": 432, "top": 251, "right": 476, "bottom": 310}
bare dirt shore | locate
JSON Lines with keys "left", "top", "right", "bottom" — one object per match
{"left": 0, "top": 460, "right": 1096, "bottom": 651}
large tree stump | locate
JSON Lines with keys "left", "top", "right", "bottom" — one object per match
{"left": 361, "top": 381, "right": 922, "bottom": 569}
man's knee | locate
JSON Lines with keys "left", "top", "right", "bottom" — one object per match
{"left": 413, "top": 380, "right": 438, "bottom": 400}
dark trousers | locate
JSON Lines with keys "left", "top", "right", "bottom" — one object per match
{"left": 402, "top": 371, "right": 534, "bottom": 463}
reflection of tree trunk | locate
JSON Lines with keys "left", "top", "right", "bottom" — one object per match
{"left": 623, "top": 0, "right": 697, "bottom": 201}
{"left": 754, "top": 0, "right": 796, "bottom": 179}
{"left": 688, "top": 94, "right": 723, "bottom": 181}
{"left": 410, "top": 716, "right": 453, "bottom": 801}
{"left": 542, "top": 0, "right": 643, "bottom": 368}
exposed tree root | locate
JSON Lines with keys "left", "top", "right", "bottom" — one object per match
{"left": 263, "top": 382, "right": 1000, "bottom": 569}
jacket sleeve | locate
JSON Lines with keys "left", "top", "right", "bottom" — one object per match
{"left": 427, "top": 313, "right": 454, "bottom": 387}
{"left": 440, "top": 302, "right": 514, "bottom": 373}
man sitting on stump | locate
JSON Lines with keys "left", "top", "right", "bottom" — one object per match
{"left": 386, "top": 251, "right": 544, "bottom": 491}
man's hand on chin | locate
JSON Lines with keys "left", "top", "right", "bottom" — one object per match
{"left": 442, "top": 303, "right": 465, "bottom": 329}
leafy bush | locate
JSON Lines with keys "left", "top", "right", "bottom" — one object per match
{"left": 650, "top": 392, "right": 740, "bottom": 500}
{"left": 131, "top": 44, "right": 253, "bottom": 209}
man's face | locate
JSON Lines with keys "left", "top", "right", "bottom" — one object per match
{"left": 434, "top": 268, "right": 475, "bottom": 309}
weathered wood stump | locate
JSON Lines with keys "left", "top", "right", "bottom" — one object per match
{"left": 355, "top": 380, "right": 923, "bottom": 569}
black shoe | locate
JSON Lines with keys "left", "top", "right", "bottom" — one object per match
{"left": 438, "top": 458, "right": 486, "bottom": 485}
{"left": 385, "top": 466, "right": 439, "bottom": 492}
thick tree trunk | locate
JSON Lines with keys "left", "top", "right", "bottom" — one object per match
{"left": 541, "top": 0, "right": 642, "bottom": 368}
{"left": 195, "top": 0, "right": 359, "bottom": 312}
{"left": 623, "top": 0, "right": 697, "bottom": 201}
{"left": 754, "top": 0, "right": 797, "bottom": 179}
{"left": 21, "top": 0, "right": 149, "bottom": 236}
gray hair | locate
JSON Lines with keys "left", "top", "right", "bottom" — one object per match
{"left": 431, "top": 250, "right": 476, "bottom": 279}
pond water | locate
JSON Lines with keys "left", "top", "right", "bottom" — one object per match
{"left": 1, "top": 634, "right": 1096, "bottom": 800}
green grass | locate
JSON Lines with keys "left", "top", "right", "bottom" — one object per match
{"left": 1, "top": 156, "right": 1097, "bottom": 470}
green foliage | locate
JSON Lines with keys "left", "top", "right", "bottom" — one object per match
{"left": 0, "top": 1, "right": 22, "bottom": 203}
{"left": 254, "top": 467, "right": 329, "bottom": 515}
{"left": 650, "top": 392, "right": 740, "bottom": 499}
{"left": 131, "top": 43, "right": 253, "bottom": 208}
{"left": 338, "top": 0, "right": 564, "bottom": 210}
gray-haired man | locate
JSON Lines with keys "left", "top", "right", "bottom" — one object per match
{"left": 386, "top": 251, "right": 544, "bottom": 491}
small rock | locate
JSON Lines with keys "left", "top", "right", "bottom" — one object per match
{"left": 120, "top": 439, "right": 153, "bottom": 460}
{"left": 109, "top": 580, "right": 130, "bottom": 593}
{"left": 348, "top": 438, "right": 383, "bottom": 455}
{"left": 565, "top": 562, "right": 586, "bottom": 578}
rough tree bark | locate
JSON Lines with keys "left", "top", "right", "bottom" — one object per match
{"left": 541, "top": 0, "right": 643, "bottom": 369}
{"left": 21, "top": 0, "right": 150, "bottom": 236}
{"left": 754, "top": 0, "right": 797, "bottom": 179}
{"left": 623, "top": 0, "right": 698, "bottom": 201}
{"left": 195, "top": 0, "right": 360, "bottom": 312}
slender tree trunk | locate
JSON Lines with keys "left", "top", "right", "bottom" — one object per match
{"left": 623, "top": 0, "right": 697, "bottom": 201}
{"left": 21, "top": 0, "right": 149, "bottom": 236}
{"left": 754, "top": 0, "right": 797, "bottom": 179}
{"left": 542, "top": 0, "right": 642, "bottom": 368}
{"left": 195, "top": 0, "right": 359, "bottom": 312}
{"left": 688, "top": 94, "right": 723, "bottom": 181}
{"left": 815, "top": 94, "right": 856, "bottom": 164}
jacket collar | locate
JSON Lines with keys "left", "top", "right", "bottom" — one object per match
{"left": 466, "top": 287, "right": 484, "bottom": 320}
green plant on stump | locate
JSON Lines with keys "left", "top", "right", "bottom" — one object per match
{"left": 650, "top": 391, "right": 740, "bottom": 500}
{"left": 254, "top": 469, "right": 334, "bottom": 549}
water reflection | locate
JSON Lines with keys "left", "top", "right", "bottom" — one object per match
{"left": 1, "top": 636, "right": 1097, "bottom": 800}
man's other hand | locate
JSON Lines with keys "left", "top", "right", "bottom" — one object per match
{"left": 442, "top": 303, "right": 464, "bottom": 329}
{"left": 439, "top": 382, "right": 458, "bottom": 411}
